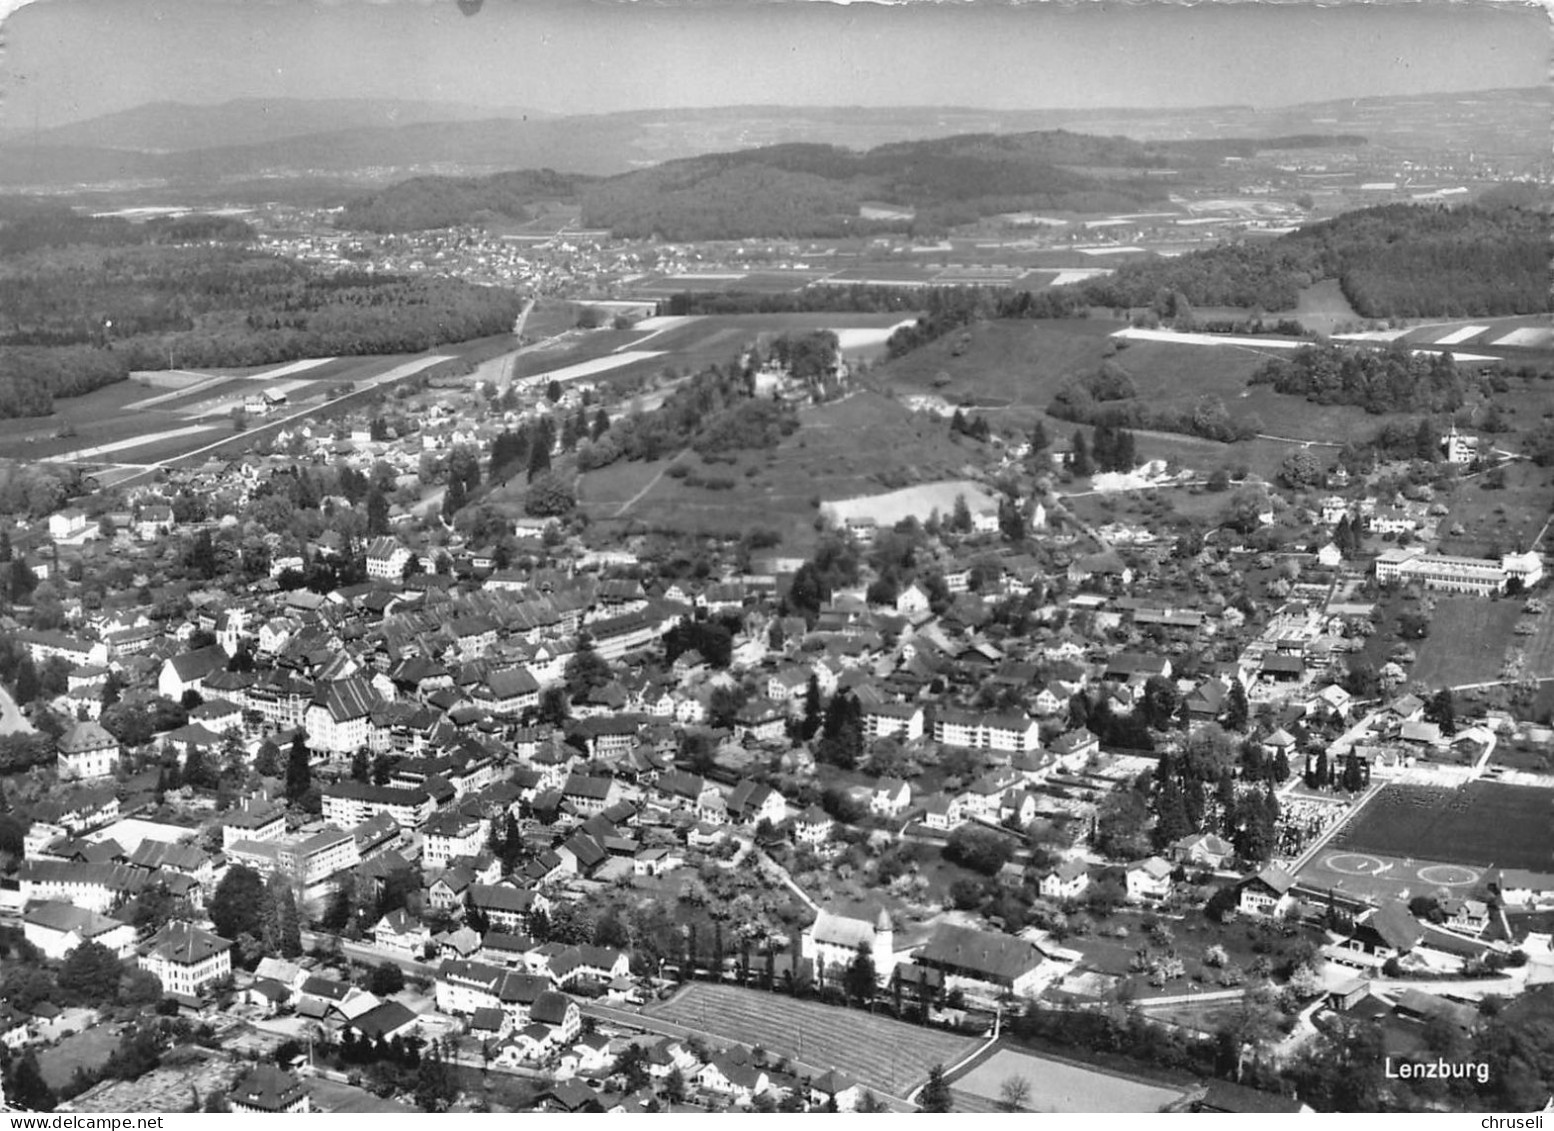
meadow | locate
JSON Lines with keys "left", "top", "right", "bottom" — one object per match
{"left": 1437, "top": 457, "right": 1554, "bottom": 559}
{"left": 647, "top": 982, "right": 980, "bottom": 1098}
{"left": 1406, "top": 598, "right": 1526, "bottom": 689}
{"left": 576, "top": 390, "right": 980, "bottom": 551}
{"left": 0, "top": 352, "right": 452, "bottom": 469}
{"left": 37, "top": 1024, "right": 120, "bottom": 1090}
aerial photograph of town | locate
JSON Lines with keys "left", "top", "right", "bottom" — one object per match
{"left": 0, "top": 0, "right": 1549, "bottom": 1117}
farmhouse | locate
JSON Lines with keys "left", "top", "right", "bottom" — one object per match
{"left": 910, "top": 923, "right": 1051, "bottom": 1000}
{"left": 1327, "top": 902, "right": 1425, "bottom": 970}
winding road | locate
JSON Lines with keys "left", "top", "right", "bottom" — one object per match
{"left": 0, "top": 682, "right": 34, "bottom": 736}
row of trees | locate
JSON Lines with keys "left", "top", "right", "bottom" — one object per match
{"left": 1250, "top": 343, "right": 1472, "bottom": 415}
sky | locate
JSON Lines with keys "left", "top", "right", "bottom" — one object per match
{"left": 0, "top": 0, "right": 1546, "bottom": 130}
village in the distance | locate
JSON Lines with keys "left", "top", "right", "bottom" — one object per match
{"left": 0, "top": 43, "right": 1551, "bottom": 1120}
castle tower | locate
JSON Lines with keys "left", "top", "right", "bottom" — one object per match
{"left": 872, "top": 906, "right": 895, "bottom": 972}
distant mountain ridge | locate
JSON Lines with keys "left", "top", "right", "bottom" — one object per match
{"left": 7, "top": 97, "right": 553, "bottom": 152}
{"left": 0, "top": 87, "right": 1542, "bottom": 191}
{"left": 340, "top": 129, "right": 1366, "bottom": 239}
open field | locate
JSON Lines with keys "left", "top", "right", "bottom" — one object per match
{"left": 951, "top": 1046, "right": 1185, "bottom": 1113}
{"left": 873, "top": 315, "right": 1391, "bottom": 459}
{"left": 1292, "top": 279, "right": 1361, "bottom": 336}
{"left": 38, "top": 1024, "right": 119, "bottom": 1090}
{"left": 577, "top": 390, "right": 981, "bottom": 551}
{"left": 504, "top": 312, "right": 927, "bottom": 397}
{"left": 822, "top": 480, "right": 999, "bottom": 526}
{"left": 1437, "top": 459, "right": 1554, "bottom": 558}
{"left": 0, "top": 352, "right": 447, "bottom": 464}
{"left": 1395, "top": 314, "right": 1554, "bottom": 358}
{"left": 646, "top": 982, "right": 980, "bottom": 1098}
{"left": 1323, "top": 782, "right": 1554, "bottom": 872}
{"left": 629, "top": 311, "right": 926, "bottom": 363}
{"left": 1407, "top": 598, "right": 1525, "bottom": 689}
{"left": 878, "top": 318, "right": 1123, "bottom": 411}
{"left": 621, "top": 270, "right": 825, "bottom": 297}
{"left": 1522, "top": 614, "right": 1554, "bottom": 680}
{"left": 42, "top": 424, "right": 219, "bottom": 463}
{"left": 512, "top": 349, "right": 666, "bottom": 389}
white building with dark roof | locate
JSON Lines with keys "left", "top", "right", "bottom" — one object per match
{"left": 23, "top": 900, "right": 136, "bottom": 960}
{"left": 138, "top": 921, "right": 233, "bottom": 998}
{"left": 56, "top": 720, "right": 120, "bottom": 781}
{"left": 800, "top": 905, "right": 897, "bottom": 982}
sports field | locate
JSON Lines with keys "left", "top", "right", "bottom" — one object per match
{"left": 1295, "top": 848, "right": 1489, "bottom": 906}
{"left": 646, "top": 983, "right": 979, "bottom": 1098}
{"left": 951, "top": 1047, "right": 1185, "bottom": 1113}
{"left": 1323, "top": 782, "right": 1554, "bottom": 871}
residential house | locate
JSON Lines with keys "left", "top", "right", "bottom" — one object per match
{"left": 1238, "top": 865, "right": 1298, "bottom": 918}
{"left": 1037, "top": 860, "right": 1090, "bottom": 902}
{"left": 1125, "top": 856, "right": 1174, "bottom": 902}
{"left": 869, "top": 778, "right": 911, "bottom": 820}
{"left": 920, "top": 795, "right": 964, "bottom": 832}
{"left": 137, "top": 921, "right": 233, "bottom": 999}
{"left": 228, "top": 1066, "right": 311, "bottom": 1115}
{"left": 55, "top": 720, "right": 120, "bottom": 781}
{"left": 373, "top": 910, "right": 431, "bottom": 957}
{"left": 1170, "top": 832, "right": 1234, "bottom": 870}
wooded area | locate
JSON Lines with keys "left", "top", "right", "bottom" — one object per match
{"left": 0, "top": 207, "right": 522, "bottom": 418}
{"left": 337, "top": 169, "right": 588, "bottom": 232}
{"left": 1248, "top": 344, "right": 1475, "bottom": 414}
{"left": 580, "top": 136, "right": 1172, "bottom": 240}
{"left": 1080, "top": 203, "right": 1552, "bottom": 318}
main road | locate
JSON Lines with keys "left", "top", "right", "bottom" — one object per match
{"left": 0, "top": 682, "right": 34, "bottom": 736}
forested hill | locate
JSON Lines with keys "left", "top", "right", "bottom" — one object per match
{"left": 333, "top": 129, "right": 1364, "bottom": 237}
{"left": 578, "top": 133, "right": 1167, "bottom": 239}
{"left": 0, "top": 203, "right": 521, "bottom": 419}
{"left": 338, "top": 169, "right": 592, "bottom": 233}
{"left": 1078, "top": 202, "right": 1553, "bottom": 319}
